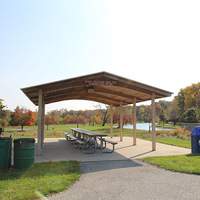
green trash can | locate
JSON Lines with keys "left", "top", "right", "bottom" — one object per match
{"left": 14, "top": 138, "right": 35, "bottom": 169}
{"left": 0, "top": 137, "right": 12, "bottom": 169}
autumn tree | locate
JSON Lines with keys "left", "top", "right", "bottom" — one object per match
{"left": 74, "top": 115, "right": 86, "bottom": 128}
{"left": 137, "top": 106, "right": 145, "bottom": 122}
{"left": 113, "top": 106, "right": 132, "bottom": 128}
{"left": 12, "top": 106, "right": 36, "bottom": 131}
{"left": 167, "top": 99, "right": 180, "bottom": 126}
{"left": 64, "top": 115, "right": 74, "bottom": 124}
{"left": 95, "top": 104, "right": 109, "bottom": 126}
{"left": 90, "top": 113, "right": 102, "bottom": 126}
{"left": 45, "top": 115, "right": 53, "bottom": 130}
{"left": 184, "top": 83, "right": 200, "bottom": 110}
{"left": 175, "top": 82, "right": 200, "bottom": 122}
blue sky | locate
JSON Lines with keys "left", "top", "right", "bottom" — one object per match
{"left": 1, "top": 0, "right": 200, "bottom": 112}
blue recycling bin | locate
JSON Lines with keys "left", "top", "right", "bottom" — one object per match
{"left": 191, "top": 127, "right": 200, "bottom": 154}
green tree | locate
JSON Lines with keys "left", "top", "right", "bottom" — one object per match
{"left": 184, "top": 107, "right": 199, "bottom": 123}
{"left": 168, "top": 99, "right": 180, "bottom": 126}
{"left": 159, "top": 109, "right": 166, "bottom": 126}
{"left": 0, "top": 99, "right": 6, "bottom": 119}
{"left": 176, "top": 89, "right": 185, "bottom": 121}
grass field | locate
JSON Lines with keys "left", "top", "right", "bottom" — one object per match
{"left": 0, "top": 161, "right": 80, "bottom": 200}
{"left": 2, "top": 124, "right": 191, "bottom": 149}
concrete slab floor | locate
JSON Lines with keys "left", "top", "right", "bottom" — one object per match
{"left": 34, "top": 137, "right": 191, "bottom": 163}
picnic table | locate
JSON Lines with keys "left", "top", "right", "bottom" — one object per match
{"left": 70, "top": 128, "right": 107, "bottom": 153}
{"left": 65, "top": 128, "right": 117, "bottom": 153}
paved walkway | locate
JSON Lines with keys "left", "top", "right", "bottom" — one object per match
{"left": 35, "top": 137, "right": 195, "bottom": 200}
{"left": 48, "top": 160, "right": 200, "bottom": 200}
{"left": 35, "top": 137, "right": 191, "bottom": 163}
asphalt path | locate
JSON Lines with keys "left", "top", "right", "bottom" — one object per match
{"left": 48, "top": 160, "right": 200, "bottom": 200}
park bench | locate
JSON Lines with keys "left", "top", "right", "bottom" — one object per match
{"left": 64, "top": 132, "right": 77, "bottom": 144}
{"left": 64, "top": 132, "right": 93, "bottom": 153}
{"left": 100, "top": 138, "right": 118, "bottom": 153}
{"left": 76, "top": 139, "right": 98, "bottom": 154}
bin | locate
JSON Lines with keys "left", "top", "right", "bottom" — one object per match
{"left": 0, "top": 137, "right": 12, "bottom": 169}
{"left": 191, "top": 127, "right": 200, "bottom": 154}
{"left": 14, "top": 138, "right": 35, "bottom": 169}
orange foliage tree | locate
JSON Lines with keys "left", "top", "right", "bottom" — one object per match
{"left": 13, "top": 106, "right": 36, "bottom": 131}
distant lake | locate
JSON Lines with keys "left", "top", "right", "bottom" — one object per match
{"left": 123, "top": 123, "right": 171, "bottom": 131}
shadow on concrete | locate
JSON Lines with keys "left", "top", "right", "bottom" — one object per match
{"left": 80, "top": 160, "right": 143, "bottom": 174}
{"left": 35, "top": 139, "right": 145, "bottom": 164}
{"left": 34, "top": 138, "right": 145, "bottom": 175}
{"left": 116, "top": 145, "right": 136, "bottom": 150}
{"left": 129, "top": 151, "right": 153, "bottom": 159}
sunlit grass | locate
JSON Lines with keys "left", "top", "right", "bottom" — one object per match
{"left": 141, "top": 154, "right": 200, "bottom": 175}
{"left": 0, "top": 161, "right": 80, "bottom": 200}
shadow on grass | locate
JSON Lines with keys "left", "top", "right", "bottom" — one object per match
{"left": 0, "top": 161, "right": 80, "bottom": 181}
{"left": 186, "top": 154, "right": 200, "bottom": 157}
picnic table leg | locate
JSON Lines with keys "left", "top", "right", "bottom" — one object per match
{"left": 100, "top": 137, "right": 106, "bottom": 151}
{"left": 82, "top": 139, "right": 96, "bottom": 154}
{"left": 101, "top": 141, "right": 116, "bottom": 153}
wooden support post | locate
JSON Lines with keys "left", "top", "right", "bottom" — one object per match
{"left": 152, "top": 92, "right": 156, "bottom": 151}
{"left": 110, "top": 104, "right": 113, "bottom": 138}
{"left": 41, "top": 98, "right": 45, "bottom": 145}
{"left": 133, "top": 98, "right": 136, "bottom": 145}
{"left": 37, "top": 89, "right": 43, "bottom": 155}
{"left": 120, "top": 101, "right": 123, "bottom": 141}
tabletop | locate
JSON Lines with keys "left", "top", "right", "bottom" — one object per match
{"left": 71, "top": 128, "right": 107, "bottom": 137}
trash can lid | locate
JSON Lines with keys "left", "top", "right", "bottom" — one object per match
{"left": 0, "top": 137, "right": 11, "bottom": 140}
{"left": 191, "top": 127, "right": 200, "bottom": 136}
{"left": 14, "top": 138, "right": 35, "bottom": 143}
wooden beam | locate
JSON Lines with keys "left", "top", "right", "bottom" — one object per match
{"left": 110, "top": 104, "right": 113, "bottom": 138}
{"left": 152, "top": 93, "right": 156, "bottom": 151}
{"left": 43, "top": 92, "right": 131, "bottom": 106}
{"left": 43, "top": 96, "right": 119, "bottom": 106}
{"left": 95, "top": 86, "right": 144, "bottom": 101}
{"left": 133, "top": 98, "right": 136, "bottom": 145}
{"left": 120, "top": 101, "right": 123, "bottom": 141}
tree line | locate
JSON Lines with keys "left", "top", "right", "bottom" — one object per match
{"left": 0, "top": 82, "right": 200, "bottom": 129}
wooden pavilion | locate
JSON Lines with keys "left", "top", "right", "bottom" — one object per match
{"left": 21, "top": 72, "right": 172, "bottom": 155}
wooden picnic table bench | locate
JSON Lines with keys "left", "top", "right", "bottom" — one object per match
{"left": 64, "top": 131, "right": 95, "bottom": 153}
{"left": 65, "top": 128, "right": 118, "bottom": 154}
{"left": 71, "top": 128, "right": 109, "bottom": 154}
{"left": 64, "top": 132, "right": 77, "bottom": 144}
{"left": 100, "top": 138, "right": 118, "bottom": 153}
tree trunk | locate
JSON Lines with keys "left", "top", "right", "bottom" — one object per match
{"left": 102, "top": 109, "right": 109, "bottom": 126}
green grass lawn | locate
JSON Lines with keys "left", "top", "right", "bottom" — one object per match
{"left": 0, "top": 161, "right": 80, "bottom": 200}
{"left": 141, "top": 154, "right": 200, "bottom": 175}
{"left": 2, "top": 124, "right": 191, "bottom": 149}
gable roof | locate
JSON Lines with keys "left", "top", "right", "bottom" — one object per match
{"left": 21, "top": 71, "right": 172, "bottom": 106}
